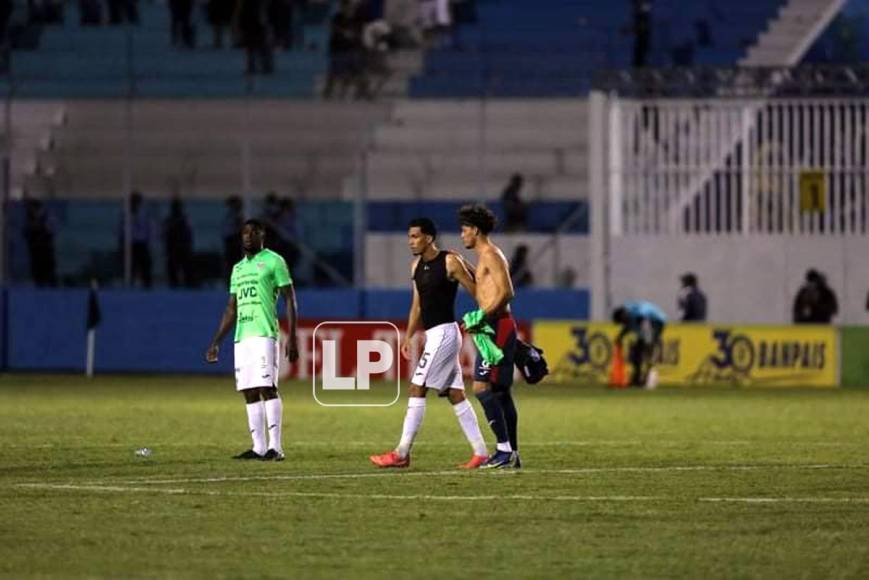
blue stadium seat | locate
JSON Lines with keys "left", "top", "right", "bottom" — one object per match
{"left": 410, "top": 0, "right": 786, "bottom": 97}
{"left": 8, "top": 2, "right": 330, "bottom": 98}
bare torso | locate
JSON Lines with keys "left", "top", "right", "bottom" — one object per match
{"left": 474, "top": 243, "right": 513, "bottom": 315}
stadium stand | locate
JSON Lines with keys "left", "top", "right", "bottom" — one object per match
{"left": 2, "top": 0, "right": 857, "bottom": 300}
{"left": 804, "top": 0, "right": 869, "bottom": 64}
{"left": 410, "top": 0, "right": 787, "bottom": 98}
{"left": 742, "top": 0, "right": 846, "bottom": 66}
{"left": 6, "top": 197, "right": 355, "bottom": 287}
{"left": 24, "top": 100, "right": 391, "bottom": 198}
{"left": 347, "top": 99, "right": 589, "bottom": 201}
{"left": 0, "top": 1, "right": 421, "bottom": 98}
{"left": 0, "top": 0, "right": 793, "bottom": 100}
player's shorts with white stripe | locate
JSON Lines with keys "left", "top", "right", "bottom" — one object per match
{"left": 412, "top": 322, "right": 464, "bottom": 391}
{"left": 234, "top": 336, "right": 280, "bottom": 391}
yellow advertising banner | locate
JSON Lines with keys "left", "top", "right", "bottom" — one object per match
{"left": 534, "top": 322, "right": 838, "bottom": 388}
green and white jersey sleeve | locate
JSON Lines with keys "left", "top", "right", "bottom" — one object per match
{"left": 229, "top": 249, "right": 293, "bottom": 342}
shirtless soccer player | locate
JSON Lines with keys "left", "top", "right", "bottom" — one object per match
{"left": 458, "top": 204, "right": 521, "bottom": 469}
{"left": 205, "top": 219, "right": 299, "bottom": 461}
{"left": 370, "top": 218, "right": 489, "bottom": 469}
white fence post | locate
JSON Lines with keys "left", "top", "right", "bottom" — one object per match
{"left": 589, "top": 91, "right": 609, "bottom": 322}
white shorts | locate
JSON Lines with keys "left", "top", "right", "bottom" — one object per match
{"left": 234, "top": 336, "right": 279, "bottom": 391}
{"left": 411, "top": 322, "right": 464, "bottom": 391}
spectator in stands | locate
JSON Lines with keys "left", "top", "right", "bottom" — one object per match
{"left": 793, "top": 269, "right": 838, "bottom": 324}
{"left": 107, "top": 0, "right": 139, "bottom": 25}
{"left": 222, "top": 195, "right": 244, "bottom": 282}
{"left": 260, "top": 192, "right": 283, "bottom": 254}
{"left": 206, "top": 0, "right": 235, "bottom": 48}
{"left": 793, "top": 272, "right": 819, "bottom": 324}
{"left": 79, "top": 0, "right": 102, "bottom": 25}
{"left": 383, "top": 0, "right": 421, "bottom": 48}
{"left": 815, "top": 273, "right": 839, "bottom": 323}
{"left": 695, "top": 18, "right": 711, "bottom": 48}
{"left": 120, "top": 191, "right": 154, "bottom": 288}
{"left": 235, "top": 0, "right": 274, "bottom": 74}
{"left": 170, "top": 0, "right": 196, "bottom": 48}
{"left": 677, "top": 272, "right": 707, "bottom": 322}
{"left": 630, "top": 0, "right": 651, "bottom": 68}
{"left": 28, "top": 0, "right": 64, "bottom": 24}
{"left": 260, "top": 191, "right": 299, "bottom": 268}
{"left": 23, "top": 198, "right": 57, "bottom": 287}
{"left": 501, "top": 173, "right": 529, "bottom": 232}
{"left": 419, "top": 0, "right": 451, "bottom": 48}
{"left": 0, "top": 0, "right": 12, "bottom": 44}
{"left": 323, "top": 0, "right": 364, "bottom": 98}
{"left": 360, "top": 18, "right": 394, "bottom": 99}
{"left": 275, "top": 196, "right": 300, "bottom": 270}
{"left": 163, "top": 197, "right": 196, "bottom": 287}
{"left": 269, "top": 0, "right": 295, "bottom": 50}
{"left": 509, "top": 244, "right": 533, "bottom": 288}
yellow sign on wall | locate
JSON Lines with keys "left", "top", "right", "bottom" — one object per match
{"left": 534, "top": 322, "right": 838, "bottom": 388}
{"left": 799, "top": 171, "right": 827, "bottom": 213}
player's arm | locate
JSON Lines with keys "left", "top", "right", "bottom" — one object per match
{"left": 446, "top": 252, "right": 476, "bottom": 296}
{"left": 479, "top": 251, "right": 515, "bottom": 316}
{"left": 205, "top": 295, "right": 237, "bottom": 363}
{"left": 452, "top": 251, "right": 476, "bottom": 280}
{"left": 279, "top": 284, "right": 299, "bottom": 363}
{"left": 401, "top": 259, "right": 422, "bottom": 360}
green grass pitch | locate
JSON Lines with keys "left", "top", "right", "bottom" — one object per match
{"left": 2, "top": 374, "right": 869, "bottom": 579}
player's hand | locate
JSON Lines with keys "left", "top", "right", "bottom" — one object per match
{"left": 400, "top": 339, "right": 412, "bottom": 361}
{"left": 205, "top": 344, "right": 219, "bottom": 363}
{"left": 285, "top": 338, "right": 299, "bottom": 363}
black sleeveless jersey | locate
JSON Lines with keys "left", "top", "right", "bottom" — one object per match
{"left": 413, "top": 250, "right": 458, "bottom": 330}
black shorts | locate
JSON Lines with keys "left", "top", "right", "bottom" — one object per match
{"left": 630, "top": 319, "right": 665, "bottom": 362}
{"left": 472, "top": 313, "right": 517, "bottom": 391}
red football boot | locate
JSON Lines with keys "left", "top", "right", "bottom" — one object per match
{"left": 369, "top": 450, "right": 410, "bottom": 468}
{"left": 457, "top": 454, "right": 489, "bottom": 469}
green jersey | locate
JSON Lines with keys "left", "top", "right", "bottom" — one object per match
{"left": 230, "top": 249, "right": 292, "bottom": 342}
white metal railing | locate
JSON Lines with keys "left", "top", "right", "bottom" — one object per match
{"left": 609, "top": 98, "right": 869, "bottom": 236}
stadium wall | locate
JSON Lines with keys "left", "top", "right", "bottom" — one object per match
{"left": 365, "top": 233, "right": 589, "bottom": 288}
{"left": 609, "top": 237, "right": 869, "bottom": 324}
{"left": 2, "top": 287, "right": 588, "bottom": 373}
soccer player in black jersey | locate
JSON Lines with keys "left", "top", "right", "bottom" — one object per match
{"left": 370, "top": 218, "right": 489, "bottom": 469}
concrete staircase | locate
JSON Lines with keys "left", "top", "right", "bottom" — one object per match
{"left": 26, "top": 101, "right": 391, "bottom": 199}
{"left": 345, "top": 99, "right": 589, "bottom": 201}
{"left": 742, "top": 0, "right": 847, "bottom": 66}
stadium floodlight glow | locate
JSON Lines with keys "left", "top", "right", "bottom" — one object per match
{"left": 312, "top": 321, "right": 401, "bottom": 408}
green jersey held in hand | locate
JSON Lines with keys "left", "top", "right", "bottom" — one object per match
{"left": 229, "top": 249, "right": 292, "bottom": 342}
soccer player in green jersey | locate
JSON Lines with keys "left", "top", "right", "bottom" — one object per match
{"left": 206, "top": 219, "right": 299, "bottom": 461}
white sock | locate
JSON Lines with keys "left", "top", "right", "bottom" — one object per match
{"left": 453, "top": 399, "right": 488, "bottom": 457}
{"left": 396, "top": 397, "right": 426, "bottom": 458}
{"left": 246, "top": 401, "right": 267, "bottom": 456}
{"left": 264, "top": 397, "right": 283, "bottom": 453}
{"left": 496, "top": 442, "right": 513, "bottom": 453}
